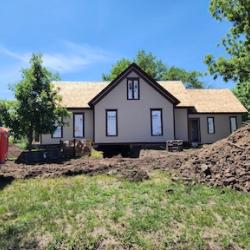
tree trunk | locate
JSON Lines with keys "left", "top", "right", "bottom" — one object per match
{"left": 28, "top": 128, "right": 33, "bottom": 151}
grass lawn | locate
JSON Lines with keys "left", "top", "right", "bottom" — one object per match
{"left": 0, "top": 172, "right": 249, "bottom": 249}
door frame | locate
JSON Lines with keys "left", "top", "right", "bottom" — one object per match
{"left": 188, "top": 118, "right": 201, "bottom": 143}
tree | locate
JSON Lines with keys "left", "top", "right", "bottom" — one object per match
{"left": 233, "top": 82, "right": 250, "bottom": 120}
{"left": 204, "top": 0, "right": 250, "bottom": 118}
{"left": 10, "top": 54, "right": 68, "bottom": 150}
{"left": 103, "top": 50, "right": 203, "bottom": 88}
{"left": 0, "top": 100, "right": 20, "bottom": 137}
{"left": 102, "top": 59, "right": 131, "bottom": 81}
{"left": 162, "top": 67, "right": 203, "bottom": 89}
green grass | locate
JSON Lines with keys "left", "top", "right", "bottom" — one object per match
{"left": 0, "top": 172, "right": 249, "bottom": 249}
{"left": 90, "top": 149, "right": 103, "bottom": 159}
{"left": 9, "top": 135, "right": 28, "bottom": 150}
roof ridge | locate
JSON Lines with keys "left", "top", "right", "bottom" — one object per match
{"left": 186, "top": 88, "right": 231, "bottom": 91}
{"left": 53, "top": 80, "right": 184, "bottom": 84}
{"left": 52, "top": 81, "right": 109, "bottom": 83}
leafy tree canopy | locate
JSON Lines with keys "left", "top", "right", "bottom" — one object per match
{"left": 204, "top": 0, "right": 250, "bottom": 119}
{"left": 1, "top": 54, "right": 68, "bottom": 150}
{"left": 103, "top": 50, "right": 203, "bottom": 88}
{"left": 205, "top": 0, "right": 250, "bottom": 82}
{"left": 0, "top": 100, "right": 19, "bottom": 132}
{"left": 233, "top": 81, "right": 250, "bottom": 120}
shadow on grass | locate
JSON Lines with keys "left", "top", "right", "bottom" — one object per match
{"left": 0, "top": 175, "right": 14, "bottom": 191}
{"left": 0, "top": 222, "right": 39, "bottom": 250}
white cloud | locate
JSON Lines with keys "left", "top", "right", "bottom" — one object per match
{"left": 0, "top": 41, "right": 115, "bottom": 74}
{"left": 43, "top": 53, "right": 88, "bottom": 73}
{"left": 0, "top": 42, "right": 116, "bottom": 99}
{"left": 0, "top": 47, "right": 29, "bottom": 62}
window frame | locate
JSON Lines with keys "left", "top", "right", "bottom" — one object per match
{"left": 150, "top": 108, "right": 163, "bottom": 136}
{"left": 207, "top": 117, "right": 215, "bottom": 134}
{"left": 73, "top": 112, "right": 85, "bottom": 138}
{"left": 229, "top": 116, "right": 237, "bottom": 133}
{"left": 106, "top": 109, "right": 118, "bottom": 137}
{"left": 127, "top": 77, "right": 140, "bottom": 100}
{"left": 51, "top": 120, "right": 63, "bottom": 139}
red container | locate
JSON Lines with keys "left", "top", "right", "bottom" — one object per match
{"left": 0, "top": 128, "right": 9, "bottom": 163}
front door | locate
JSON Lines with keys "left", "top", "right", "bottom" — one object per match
{"left": 188, "top": 118, "right": 200, "bottom": 143}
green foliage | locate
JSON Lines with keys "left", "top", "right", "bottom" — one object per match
{"left": 134, "top": 50, "right": 167, "bottom": 80}
{"left": 102, "top": 58, "right": 131, "bottom": 81}
{"left": 0, "top": 100, "right": 20, "bottom": 137}
{"left": 15, "top": 137, "right": 29, "bottom": 150}
{"left": 163, "top": 66, "right": 203, "bottom": 88}
{"left": 3, "top": 54, "right": 68, "bottom": 150}
{"left": 233, "top": 81, "right": 250, "bottom": 120}
{"left": 0, "top": 172, "right": 249, "bottom": 249}
{"left": 205, "top": 0, "right": 250, "bottom": 116}
{"left": 8, "top": 135, "right": 28, "bottom": 150}
{"left": 103, "top": 50, "right": 204, "bottom": 88}
{"left": 90, "top": 149, "right": 103, "bottom": 159}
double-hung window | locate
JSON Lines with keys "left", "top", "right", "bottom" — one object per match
{"left": 151, "top": 109, "right": 163, "bottom": 136}
{"left": 127, "top": 78, "right": 139, "bottom": 100}
{"left": 230, "top": 116, "right": 237, "bottom": 133}
{"left": 106, "top": 110, "right": 118, "bottom": 136}
{"left": 52, "top": 121, "right": 63, "bottom": 138}
{"left": 73, "top": 113, "right": 84, "bottom": 138}
{"left": 207, "top": 117, "right": 215, "bottom": 134}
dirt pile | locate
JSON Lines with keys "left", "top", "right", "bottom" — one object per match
{"left": 178, "top": 124, "right": 250, "bottom": 192}
{"left": 1, "top": 125, "right": 249, "bottom": 192}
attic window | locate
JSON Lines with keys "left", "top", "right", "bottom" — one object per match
{"left": 127, "top": 78, "right": 139, "bottom": 100}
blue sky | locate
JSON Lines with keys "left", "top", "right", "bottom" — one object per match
{"left": 0, "top": 0, "right": 233, "bottom": 99}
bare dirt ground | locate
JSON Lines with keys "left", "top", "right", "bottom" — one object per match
{"left": 1, "top": 124, "right": 249, "bottom": 192}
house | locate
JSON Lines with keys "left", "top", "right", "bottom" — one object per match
{"left": 41, "top": 63, "right": 247, "bottom": 151}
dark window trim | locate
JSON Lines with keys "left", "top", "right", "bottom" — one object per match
{"left": 93, "top": 106, "right": 95, "bottom": 143}
{"left": 173, "top": 107, "right": 176, "bottom": 140}
{"left": 51, "top": 119, "right": 63, "bottom": 139}
{"left": 127, "top": 77, "right": 140, "bottom": 100}
{"left": 229, "top": 116, "right": 238, "bottom": 133}
{"left": 73, "top": 112, "right": 85, "bottom": 138}
{"left": 150, "top": 108, "right": 163, "bottom": 136}
{"left": 106, "top": 109, "right": 118, "bottom": 137}
{"left": 207, "top": 117, "right": 215, "bottom": 134}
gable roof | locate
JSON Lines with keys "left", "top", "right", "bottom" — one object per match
{"left": 53, "top": 80, "right": 247, "bottom": 113}
{"left": 88, "top": 63, "right": 180, "bottom": 106}
{"left": 52, "top": 63, "right": 247, "bottom": 114}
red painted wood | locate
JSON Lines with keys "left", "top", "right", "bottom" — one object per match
{"left": 0, "top": 128, "right": 8, "bottom": 163}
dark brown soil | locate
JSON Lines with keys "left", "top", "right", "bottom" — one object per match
{"left": 1, "top": 124, "right": 249, "bottom": 191}
{"left": 175, "top": 123, "right": 250, "bottom": 192}
{"left": 0, "top": 150, "right": 187, "bottom": 182}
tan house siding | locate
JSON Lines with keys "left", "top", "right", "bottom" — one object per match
{"left": 41, "top": 109, "right": 93, "bottom": 144}
{"left": 39, "top": 63, "right": 246, "bottom": 146}
{"left": 188, "top": 113, "right": 243, "bottom": 144}
{"left": 94, "top": 71, "right": 175, "bottom": 143}
{"left": 175, "top": 108, "right": 188, "bottom": 141}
